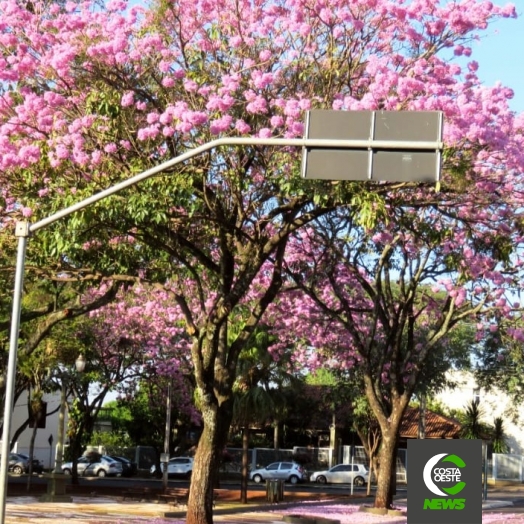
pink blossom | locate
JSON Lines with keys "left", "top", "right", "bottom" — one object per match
{"left": 209, "top": 115, "right": 232, "bottom": 134}
{"left": 259, "top": 49, "right": 272, "bottom": 61}
{"left": 258, "top": 128, "right": 272, "bottom": 138}
{"left": 162, "top": 77, "right": 175, "bottom": 88}
{"left": 183, "top": 79, "right": 198, "bottom": 92}
{"left": 235, "top": 119, "right": 251, "bottom": 134}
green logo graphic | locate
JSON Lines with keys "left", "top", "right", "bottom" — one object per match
{"left": 423, "top": 453, "right": 466, "bottom": 496}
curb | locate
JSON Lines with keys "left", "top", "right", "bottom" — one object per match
{"left": 482, "top": 500, "right": 514, "bottom": 510}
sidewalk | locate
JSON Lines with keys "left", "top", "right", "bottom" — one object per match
{"left": 1, "top": 493, "right": 519, "bottom": 524}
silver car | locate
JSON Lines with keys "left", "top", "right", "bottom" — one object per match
{"left": 61, "top": 455, "right": 123, "bottom": 477}
{"left": 309, "top": 463, "right": 369, "bottom": 486}
{"left": 8, "top": 453, "right": 44, "bottom": 474}
{"left": 250, "top": 461, "right": 307, "bottom": 484}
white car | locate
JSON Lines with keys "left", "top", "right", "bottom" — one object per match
{"left": 310, "top": 463, "right": 369, "bottom": 485}
{"left": 250, "top": 461, "right": 307, "bottom": 484}
{"left": 150, "top": 456, "right": 194, "bottom": 478}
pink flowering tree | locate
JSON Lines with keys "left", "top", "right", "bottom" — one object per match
{"left": 267, "top": 195, "right": 524, "bottom": 508}
{"left": 1, "top": 0, "right": 523, "bottom": 521}
{"left": 45, "top": 285, "right": 192, "bottom": 480}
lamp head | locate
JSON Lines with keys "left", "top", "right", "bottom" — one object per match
{"left": 75, "top": 354, "right": 86, "bottom": 373}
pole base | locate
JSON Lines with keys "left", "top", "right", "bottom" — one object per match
{"left": 39, "top": 473, "right": 72, "bottom": 503}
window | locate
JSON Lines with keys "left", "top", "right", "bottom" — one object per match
{"left": 473, "top": 388, "right": 480, "bottom": 404}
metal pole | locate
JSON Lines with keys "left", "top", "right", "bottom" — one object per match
{"left": 483, "top": 442, "right": 488, "bottom": 501}
{"left": 53, "top": 381, "right": 67, "bottom": 473}
{"left": 0, "top": 225, "right": 29, "bottom": 523}
{"left": 28, "top": 137, "right": 443, "bottom": 235}
{"left": 162, "top": 384, "right": 171, "bottom": 491}
{"left": 350, "top": 447, "right": 355, "bottom": 496}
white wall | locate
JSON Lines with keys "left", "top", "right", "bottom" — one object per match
{"left": 435, "top": 371, "right": 524, "bottom": 454}
{"left": 10, "top": 390, "right": 65, "bottom": 470}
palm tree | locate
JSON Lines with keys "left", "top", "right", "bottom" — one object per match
{"left": 459, "top": 400, "right": 492, "bottom": 440}
{"left": 232, "top": 325, "right": 300, "bottom": 503}
{"left": 491, "top": 417, "right": 509, "bottom": 454}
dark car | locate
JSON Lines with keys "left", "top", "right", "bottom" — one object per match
{"left": 9, "top": 453, "right": 44, "bottom": 474}
{"left": 108, "top": 456, "right": 137, "bottom": 477}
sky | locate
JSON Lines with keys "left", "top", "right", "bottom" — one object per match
{"left": 472, "top": 7, "right": 524, "bottom": 113}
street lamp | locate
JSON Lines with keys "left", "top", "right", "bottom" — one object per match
{"left": 40, "top": 354, "right": 87, "bottom": 502}
{"left": 54, "top": 354, "right": 87, "bottom": 473}
{"left": 0, "top": 110, "right": 443, "bottom": 523}
{"left": 75, "top": 355, "right": 86, "bottom": 374}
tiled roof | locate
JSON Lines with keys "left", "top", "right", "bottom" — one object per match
{"left": 400, "top": 406, "right": 461, "bottom": 439}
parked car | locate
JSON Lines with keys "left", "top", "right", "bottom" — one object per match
{"left": 61, "top": 455, "right": 123, "bottom": 477}
{"left": 309, "top": 463, "right": 369, "bottom": 486}
{"left": 8, "top": 453, "right": 44, "bottom": 474}
{"left": 150, "top": 456, "right": 194, "bottom": 478}
{"left": 250, "top": 461, "right": 307, "bottom": 484}
{"left": 107, "top": 456, "right": 137, "bottom": 477}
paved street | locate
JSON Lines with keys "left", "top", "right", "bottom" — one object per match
{"left": 2, "top": 485, "right": 524, "bottom": 524}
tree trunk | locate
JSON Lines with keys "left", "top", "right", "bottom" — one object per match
{"left": 374, "top": 432, "right": 398, "bottom": 509}
{"left": 186, "top": 399, "right": 232, "bottom": 524}
{"left": 70, "top": 438, "right": 83, "bottom": 485}
{"left": 369, "top": 456, "right": 379, "bottom": 496}
{"left": 273, "top": 422, "right": 280, "bottom": 450}
{"left": 26, "top": 423, "right": 38, "bottom": 492}
{"left": 240, "top": 427, "right": 249, "bottom": 504}
{"left": 418, "top": 394, "right": 426, "bottom": 439}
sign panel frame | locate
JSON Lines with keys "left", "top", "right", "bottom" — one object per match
{"left": 302, "top": 110, "right": 444, "bottom": 182}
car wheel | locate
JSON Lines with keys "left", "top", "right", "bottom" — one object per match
{"left": 316, "top": 475, "right": 327, "bottom": 484}
{"left": 12, "top": 465, "right": 23, "bottom": 475}
{"left": 62, "top": 468, "right": 72, "bottom": 475}
{"left": 186, "top": 471, "right": 192, "bottom": 479}
{"left": 353, "top": 476, "right": 365, "bottom": 487}
{"left": 97, "top": 469, "right": 107, "bottom": 477}
{"left": 253, "top": 474, "right": 263, "bottom": 483}
{"left": 289, "top": 475, "right": 299, "bottom": 485}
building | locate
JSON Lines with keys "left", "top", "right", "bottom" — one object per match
{"left": 435, "top": 371, "right": 524, "bottom": 454}
{"left": 9, "top": 390, "right": 63, "bottom": 470}
{"left": 399, "top": 406, "right": 462, "bottom": 444}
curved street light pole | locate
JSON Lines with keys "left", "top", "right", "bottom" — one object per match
{"left": 0, "top": 123, "right": 443, "bottom": 523}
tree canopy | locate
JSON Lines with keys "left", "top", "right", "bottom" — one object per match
{"left": 1, "top": 0, "right": 523, "bottom": 520}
